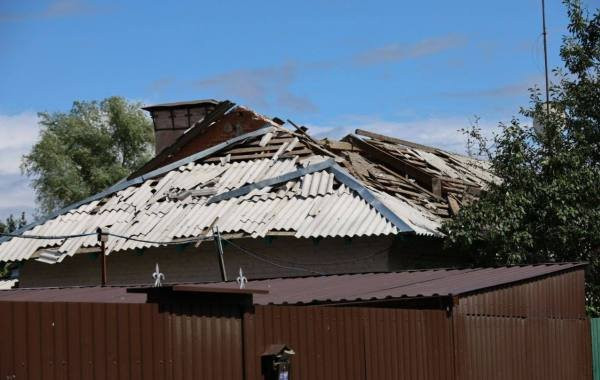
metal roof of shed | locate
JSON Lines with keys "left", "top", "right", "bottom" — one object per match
{"left": 0, "top": 262, "right": 584, "bottom": 305}
{"left": 205, "top": 262, "right": 585, "bottom": 305}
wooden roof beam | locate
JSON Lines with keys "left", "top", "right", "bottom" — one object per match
{"left": 347, "top": 135, "right": 443, "bottom": 198}
{"left": 355, "top": 129, "right": 438, "bottom": 153}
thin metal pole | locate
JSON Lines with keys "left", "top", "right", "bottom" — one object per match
{"left": 542, "top": 0, "right": 551, "bottom": 113}
{"left": 97, "top": 227, "right": 107, "bottom": 286}
{"left": 213, "top": 227, "right": 228, "bottom": 281}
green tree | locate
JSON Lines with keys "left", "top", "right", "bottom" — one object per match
{"left": 22, "top": 97, "right": 154, "bottom": 214}
{"left": 442, "top": 0, "right": 600, "bottom": 314}
{"left": 0, "top": 212, "right": 27, "bottom": 278}
{"left": 0, "top": 212, "right": 27, "bottom": 234}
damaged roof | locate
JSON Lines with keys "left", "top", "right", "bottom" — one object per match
{"left": 0, "top": 103, "right": 497, "bottom": 263}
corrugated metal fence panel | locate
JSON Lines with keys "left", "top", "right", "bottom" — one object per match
{"left": 243, "top": 305, "right": 455, "bottom": 380}
{"left": 456, "top": 269, "right": 586, "bottom": 319}
{"left": 592, "top": 318, "right": 600, "bottom": 380}
{"left": 454, "top": 314, "right": 592, "bottom": 380}
{"left": 0, "top": 301, "right": 243, "bottom": 380}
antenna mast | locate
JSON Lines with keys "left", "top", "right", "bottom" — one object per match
{"left": 541, "top": 0, "right": 550, "bottom": 113}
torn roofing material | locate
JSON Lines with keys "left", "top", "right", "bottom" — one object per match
{"left": 0, "top": 263, "right": 584, "bottom": 305}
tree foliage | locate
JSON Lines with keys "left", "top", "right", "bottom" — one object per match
{"left": 0, "top": 213, "right": 27, "bottom": 278}
{"left": 22, "top": 97, "right": 154, "bottom": 215}
{"left": 0, "top": 213, "right": 27, "bottom": 235}
{"left": 442, "top": 0, "right": 600, "bottom": 314}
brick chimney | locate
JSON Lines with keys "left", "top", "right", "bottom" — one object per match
{"left": 142, "top": 99, "right": 219, "bottom": 154}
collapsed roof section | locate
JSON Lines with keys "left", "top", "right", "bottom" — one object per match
{"left": 0, "top": 103, "right": 497, "bottom": 263}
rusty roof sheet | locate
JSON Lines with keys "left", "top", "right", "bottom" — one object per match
{"left": 0, "top": 263, "right": 584, "bottom": 305}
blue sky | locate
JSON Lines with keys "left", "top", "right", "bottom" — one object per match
{"left": 0, "top": 0, "right": 584, "bottom": 218}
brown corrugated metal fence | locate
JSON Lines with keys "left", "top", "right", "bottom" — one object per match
{"left": 453, "top": 315, "right": 591, "bottom": 380}
{"left": 0, "top": 300, "right": 592, "bottom": 379}
{"left": 243, "top": 305, "right": 455, "bottom": 380}
{"left": 0, "top": 301, "right": 243, "bottom": 380}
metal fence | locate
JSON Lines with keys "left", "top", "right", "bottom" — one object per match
{"left": 0, "top": 300, "right": 593, "bottom": 379}
{"left": 243, "top": 306, "right": 454, "bottom": 380}
{"left": 454, "top": 314, "right": 591, "bottom": 380}
{"left": 0, "top": 301, "right": 243, "bottom": 380}
{"left": 592, "top": 318, "right": 600, "bottom": 380}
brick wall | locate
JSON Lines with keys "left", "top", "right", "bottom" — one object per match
{"left": 136, "top": 107, "right": 275, "bottom": 177}
{"left": 19, "top": 236, "right": 389, "bottom": 287}
{"left": 18, "top": 235, "right": 464, "bottom": 288}
{"left": 173, "top": 107, "right": 273, "bottom": 162}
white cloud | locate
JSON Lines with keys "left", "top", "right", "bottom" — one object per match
{"left": 353, "top": 35, "right": 468, "bottom": 66}
{"left": 0, "top": 112, "right": 39, "bottom": 174}
{"left": 306, "top": 114, "right": 499, "bottom": 155}
{"left": 0, "top": 0, "right": 107, "bottom": 22}
{"left": 0, "top": 112, "right": 39, "bottom": 212}
{"left": 195, "top": 62, "right": 319, "bottom": 114}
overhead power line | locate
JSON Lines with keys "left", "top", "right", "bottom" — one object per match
{"left": 0, "top": 231, "right": 392, "bottom": 275}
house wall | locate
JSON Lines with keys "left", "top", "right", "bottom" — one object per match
{"left": 18, "top": 236, "right": 389, "bottom": 288}
{"left": 152, "top": 106, "right": 214, "bottom": 154}
{"left": 18, "top": 235, "right": 464, "bottom": 288}
{"left": 173, "top": 107, "right": 271, "bottom": 162}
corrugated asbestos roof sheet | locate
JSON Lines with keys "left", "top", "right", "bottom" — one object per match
{"left": 0, "top": 263, "right": 583, "bottom": 305}
{"left": 0, "top": 279, "right": 17, "bottom": 290}
{"left": 0, "top": 156, "right": 403, "bottom": 262}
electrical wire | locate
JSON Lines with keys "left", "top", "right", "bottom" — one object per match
{"left": 0, "top": 232, "right": 97, "bottom": 240}
{"left": 103, "top": 232, "right": 211, "bottom": 246}
{"left": 221, "top": 237, "right": 325, "bottom": 275}
{"left": 0, "top": 231, "right": 390, "bottom": 272}
{"left": 0, "top": 231, "right": 210, "bottom": 246}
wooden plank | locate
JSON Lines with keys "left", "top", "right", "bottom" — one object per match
{"left": 323, "top": 140, "right": 362, "bottom": 152}
{"left": 348, "top": 135, "right": 443, "bottom": 197}
{"left": 448, "top": 195, "right": 461, "bottom": 216}
{"left": 224, "top": 141, "right": 294, "bottom": 154}
{"left": 355, "top": 128, "right": 439, "bottom": 153}
{"left": 204, "top": 149, "right": 314, "bottom": 162}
